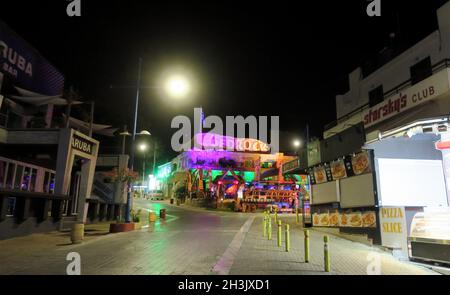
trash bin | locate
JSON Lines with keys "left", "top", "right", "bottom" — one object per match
{"left": 160, "top": 209, "right": 166, "bottom": 219}
{"left": 170, "top": 198, "right": 174, "bottom": 204}
{"left": 176, "top": 199, "right": 180, "bottom": 206}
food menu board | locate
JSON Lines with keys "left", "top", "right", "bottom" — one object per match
{"left": 329, "top": 211, "right": 339, "bottom": 227}
{"left": 331, "top": 159, "right": 347, "bottom": 180}
{"left": 313, "top": 166, "right": 327, "bottom": 184}
{"left": 313, "top": 211, "right": 376, "bottom": 228}
{"left": 351, "top": 151, "right": 371, "bottom": 175}
{"left": 308, "top": 150, "right": 372, "bottom": 184}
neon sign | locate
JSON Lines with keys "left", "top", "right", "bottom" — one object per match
{"left": 195, "top": 133, "right": 270, "bottom": 153}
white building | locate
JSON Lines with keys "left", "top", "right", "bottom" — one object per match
{"left": 326, "top": 2, "right": 450, "bottom": 141}
{"left": 309, "top": 2, "right": 450, "bottom": 263}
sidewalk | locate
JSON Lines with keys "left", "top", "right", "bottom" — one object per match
{"left": 229, "top": 216, "right": 439, "bottom": 275}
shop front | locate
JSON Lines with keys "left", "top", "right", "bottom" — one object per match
{"left": 305, "top": 150, "right": 380, "bottom": 243}
{"left": 365, "top": 117, "right": 450, "bottom": 262}
{"left": 168, "top": 133, "right": 298, "bottom": 212}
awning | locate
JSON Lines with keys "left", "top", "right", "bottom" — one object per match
{"left": 62, "top": 114, "right": 118, "bottom": 137}
{"left": 10, "top": 95, "right": 83, "bottom": 106}
{"left": 11, "top": 86, "right": 83, "bottom": 106}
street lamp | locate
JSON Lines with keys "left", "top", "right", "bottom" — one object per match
{"left": 119, "top": 128, "right": 151, "bottom": 155}
{"left": 164, "top": 75, "right": 191, "bottom": 98}
{"left": 293, "top": 139, "right": 302, "bottom": 156}
{"left": 125, "top": 58, "right": 191, "bottom": 223}
{"left": 293, "top": 139, "right": 302, "bottom": 148}
{"left": 138, "top": 143, "right": 148, "bottom": 193}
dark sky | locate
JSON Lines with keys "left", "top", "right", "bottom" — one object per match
{"left": 1, "top": 0, "right": 448, "bottom": 164}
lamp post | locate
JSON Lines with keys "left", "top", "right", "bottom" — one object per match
{"left": 139, "top": 143, "right": 148, "bottom": 192}
{"left": 124, "top": 58, "right": 192, "bottom": 223}
{"left": 293, "top": 139, "right": 302, "bottom": 156}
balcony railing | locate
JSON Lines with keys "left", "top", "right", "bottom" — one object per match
{"left": 325, "top": 58, "right": 450, "bottom": 131}
{"left": 0, "top": 189, "right": 69, "bottom": 223}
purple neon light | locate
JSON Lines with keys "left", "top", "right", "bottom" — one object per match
{"left": 194, "top": 133, "right": 270, "bottom": 152}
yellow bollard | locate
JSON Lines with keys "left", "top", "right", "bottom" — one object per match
{"left": 304, "top": 229, "right": 310, "bottom": 263}
{"left": 324, "top": 235, "right": 331, "bottom": 272}
{"left": 148, "top": 212, "right": 157, "bottom": 222}
{"left": 285, "top": 224, "right": 290, "bottom": 252}
{"left": 295, "top": 208, "right": 299, "bottom": 224}
{"left": 263, "top": 215, "right": 267, "bottom": 237}
{"left": 274, "top": 210, "right": 278, "bottom": 223}
{"left": 267, "top": 215, "right": 272, "bottom": 240}
{"left": 277, "top": 220, "right": 282, "bottom": 247}
{"left": 71, "top": 223, "right": 84, "bottom": 244}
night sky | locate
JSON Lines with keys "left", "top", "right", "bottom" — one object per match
{"left": 0, "top": 0, "right": 448, "bottom": 166}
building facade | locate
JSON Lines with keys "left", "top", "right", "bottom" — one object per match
{"left": 0, "top": 20, "right": 125, "bottom": 239}
{"left": 292, "top": 2, "right": 450, "bottom": 263}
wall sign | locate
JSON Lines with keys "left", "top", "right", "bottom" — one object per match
{"left": 195, "top": 133, "right": 270, "bottom": 153}
{"left": 0, "top": 20, "right": 64, "bottom": 96}
{"left": 308, "top": 150, "right": 372, "bottom": 185}
{"left": 379, "top": 207, "right": 408, "bottom": 255}
{"left": 71, "top": 135, "right": 94, "bottom": 155}
{"left": 363, "top": 69, "right": 449, "bottom": 128}
{"left": 282, "top": 158, "right": 300, "bottom": 174}
{"left": 313, "top": 210, "right": 376, "bottom": 228}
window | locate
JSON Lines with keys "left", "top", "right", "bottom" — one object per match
{"left": 410, "top": 57, "right": 432, "bottom": 85}
{"left": 369, "top": 85, "right": 384, "bottom": 107}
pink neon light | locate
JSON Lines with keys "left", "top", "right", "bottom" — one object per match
{"left": 194, "top": 133, "right": 270, "bottom": 152}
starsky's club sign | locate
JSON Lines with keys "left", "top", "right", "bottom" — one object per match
{"left": 363, "top": 69, "right": 449, "bottom": 128}
{"left": 363, "top": 85, "right": 436, "bottom": 128}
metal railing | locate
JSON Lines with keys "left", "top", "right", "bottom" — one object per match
{"left": 325, "top": 58, "right": 450, "bottom": 131}
{"left": 0, "top": 189, "right": 69, "bottom": 223}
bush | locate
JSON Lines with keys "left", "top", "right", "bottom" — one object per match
{"left": 130, "top": 209, "right": 142, "bottom": 223}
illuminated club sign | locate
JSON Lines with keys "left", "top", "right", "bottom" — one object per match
{"left": 195, "top": 133, "right": 270, "bottom": 153}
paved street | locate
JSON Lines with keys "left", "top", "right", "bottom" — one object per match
{"left": 0, "top": 200, "right": 439, "bottom": 275}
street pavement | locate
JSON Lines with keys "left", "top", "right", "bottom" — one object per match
{"left": 0, "top": 199, "right": 440, "bottom": 275}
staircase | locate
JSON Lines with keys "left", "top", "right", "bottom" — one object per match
{"left": 92, "top": 178, "right": 114, "bottom": 203}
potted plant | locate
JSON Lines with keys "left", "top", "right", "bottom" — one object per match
{"left": 131, "top": 209, "right": 142, "bottom": 230}
{"left": 109, "top": 216, "right": 136, "bottom": 233}
{"left": 106, "top": 168, "right": 140, "bottom": 233}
